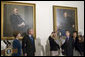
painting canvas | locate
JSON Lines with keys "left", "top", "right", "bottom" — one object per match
{"left": 1, "top": 1, "right": 36, "bottom": 39}
{"left": 53, "top": 6, "right": 78, "bottom": 36}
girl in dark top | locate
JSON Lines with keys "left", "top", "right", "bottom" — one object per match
{"left": 12, "top": 31, "right": 22, "bottom": 56}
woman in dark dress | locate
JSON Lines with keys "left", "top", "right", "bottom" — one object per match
{"left": 12, "top": 31, "right": 22, "bottom": 56}
{"left": 72, "top": 31, "right": 79, "bottom": 56}
{"left": 77, "top": 35, "right": 84, "bottom": 56}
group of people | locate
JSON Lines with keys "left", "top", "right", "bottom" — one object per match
{"left": 1, "top": 26, "right": 83, "bottom": 56}
{"left": 12, "top": 28, "right": 35, "bottom": 56}
{"left": 12, "top": 29, "right": 84, "bottom": 56}
{"left": 49, "top": 30, "right": 84, "bottom": 56}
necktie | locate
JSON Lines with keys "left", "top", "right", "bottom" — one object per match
{"left": 30, "top": 36, "right": 34, "bottom": 45}
{"left": 66, "top": 37, "right": 69, "bottom": 42}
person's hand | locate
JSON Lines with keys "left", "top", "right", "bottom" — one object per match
{"left": 24, "top": 53, "right": 27, "bottom": 56}
{"left": 62, "top": 49, "right": 64, "bottom": 52}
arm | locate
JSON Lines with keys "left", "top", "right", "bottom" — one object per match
{"left": 71, "top": 38, "right": 74, "bottom": 49}
{"left": 34, "top": 39, "right": 36, "bottom": 52}
{"left": 22, "top": 36, "right": 27, "bottom": 55}
{"left": 13, "top": 40, "right": 17, "bottom": 49}
{"left": 61, "top": 42, "right": 66, "bottom": 50}
{"left": 17, "top": 15, "right": 25, "bottom": 27}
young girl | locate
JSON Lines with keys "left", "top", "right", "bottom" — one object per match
{"left": 12, "top": 31, "right": 22, "bottom": 56}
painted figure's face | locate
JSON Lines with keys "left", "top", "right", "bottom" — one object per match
{"left": 64, "top": 12, "right": 68, "bottom": 18}
{"left": 13, "top": 8, "right": 18, "bottom": 14}
{"left": 66, "top": 31, "right": 70, "bottom": 37}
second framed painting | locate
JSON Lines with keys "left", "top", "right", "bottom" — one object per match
{"left": 53, "top": 6, "right": 78, "bottom": 36}
{"left": 1, "top": 1, "right": 36, "bottom": 40}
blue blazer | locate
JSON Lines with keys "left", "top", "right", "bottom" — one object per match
{"left": 12, "top": 39, "right": 22, "bottom": 56}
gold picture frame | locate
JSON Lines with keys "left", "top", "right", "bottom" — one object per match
{"left": 53, "top": 5, "right": 78, "bottom": 36}
{"left": 1, "top": 1, "right": 36, "bottom": 40}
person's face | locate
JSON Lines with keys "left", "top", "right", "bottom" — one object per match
{"left": 66, "top": 31, "right": 70, "bottom": 37}
{"left": 73, "top": 33, "right": 77, "bottom": 37}
{"left": 53, "top": 33, "right": 57, "bottom": 37}
{"left": 78, "top": 37, "right": 82, "bottom": 41}
{"left": 13, "top": 8, "right": 18, "bottom": 14}
{"left": 28, "top": 29, "right": 34, "bottom": 35}
{"left": 64, "top": 12, "right": 68, "bottom": 18}
{"left": 17, "top": 33, "right": 21, "bottom": 38}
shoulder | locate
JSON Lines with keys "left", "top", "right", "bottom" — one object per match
{"left": 24, "top": 34, "right": 28, "bottom": 37}
{"left": 10, "top": 14, "right": 15, "bottom": 17}
{"left": 13, "top": 39, "right": 17, "bottom": 43}
{"left": 23, "top": 34, "right": 29, "bottom": 39}
{"left": 13, "top": 39, "right": 16, "bottom": 41}
{"left": 49, "top": 36, "right": 52, "bottom": 40}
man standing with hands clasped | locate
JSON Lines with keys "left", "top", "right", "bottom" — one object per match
{"left": 22, "top": 28, "right": 36, "bottom": 56}
{"left": 61, "top": 30, "right": 74, "bottom": 56}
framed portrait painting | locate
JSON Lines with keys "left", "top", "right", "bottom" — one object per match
{"left": 1, "top": 1, "right": 36, "bottom": 40}
{"left": 53, "top": 6, "right": 78, "bottom": 36}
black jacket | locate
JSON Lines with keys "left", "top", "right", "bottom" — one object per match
{"left": 77, "top": 41, "right": 84, "bottom": 54}
{"left": 72, "top": 37, "right": 79, "bottom": 50}
{"left": 61, "top": 37, "right": 74, "bottom": 56}
{"left": 22, "top": 34, "right": 36, "bottom": 56}
{"left": 49, "top": 36, "right": 60, "bottom": 51}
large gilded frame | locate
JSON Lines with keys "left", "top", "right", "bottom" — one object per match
{"left": 53, "top": 5, "right": 78, "bottom": 35}
{"left": 1, "top": 1, "right": 36, "bottom": 40}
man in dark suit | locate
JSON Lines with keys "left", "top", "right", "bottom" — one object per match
{"left": 61, "top": 30, "right": 74, "bottom": 56}
{"left": 22, "top": 28, "right": 36, "bottom": 56}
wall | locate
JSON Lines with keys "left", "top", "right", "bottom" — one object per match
{"left": 2, "top": 1, "right": 84, "bottom": 56}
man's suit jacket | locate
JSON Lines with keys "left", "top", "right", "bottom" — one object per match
{"left": 61, "top": 37, "right": 74, "bottom": 56}
{"left": 22, "top": 34, "right": 36, "bottom": 56}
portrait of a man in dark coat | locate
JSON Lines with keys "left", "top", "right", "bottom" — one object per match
{"left": 57, "top": 9, "right": 76, "bottom": 36}
{"left": 3, "top": 4, "right": 34, "bottom": 37}
{"left": 10, "top": 8, "right": 28, "bottom": 33}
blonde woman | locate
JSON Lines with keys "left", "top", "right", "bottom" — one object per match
{"left": 49, "top": 32, "right": 60, "bottom": 56}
